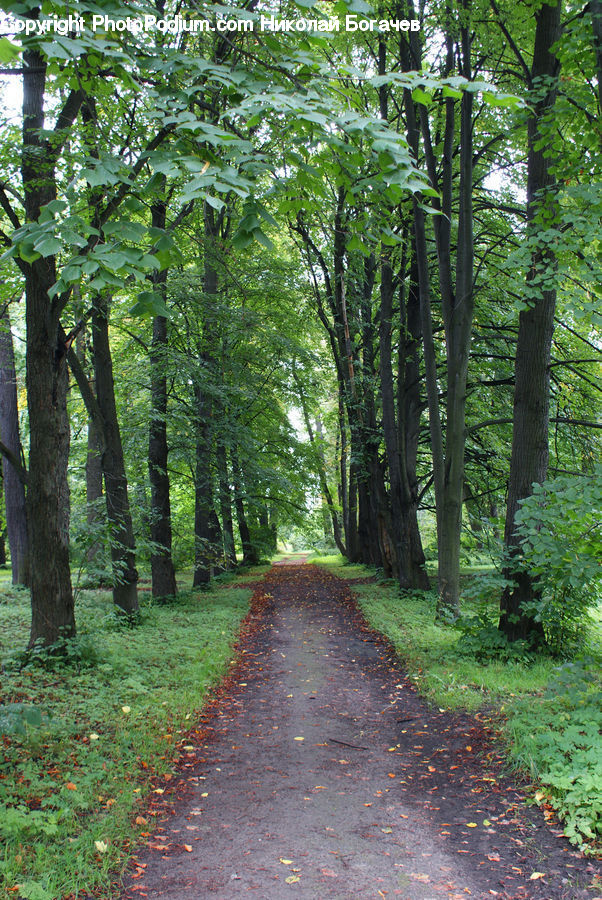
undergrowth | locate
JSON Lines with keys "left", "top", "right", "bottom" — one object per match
{"left": 313, "top": 553, "right": 602, "bottom": 856}
{"left": 0, "top": 576, "right": 252, "bottom": 899}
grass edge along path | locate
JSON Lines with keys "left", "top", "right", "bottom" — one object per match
{"left": 0, "top": 571, "right": 268, "bottom": 900}
{"left": 310, "top": 553, "right": 602, "bottom": 860}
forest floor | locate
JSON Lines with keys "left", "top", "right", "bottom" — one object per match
{"left": 119, "top": 563, "right": 600, "bottom": 900}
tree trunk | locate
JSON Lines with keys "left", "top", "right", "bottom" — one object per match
{"left": 500, "top": 0, "right": 562, "bottom": 645}
{"left": 85, "top": 413, "right": 104, "bottom": 567}
{"left": 148, "top": 199, "right": 177, "bottom": 598}
{"left": 231, "top": 444, "right": 258, "bottom": 566}
{"left": 193, "top": 201, "right": 219, "bottom": 587}
{"left": 193, "top": 390, "right": 213, "bottom": 586}
{"left": 590, "top": 0, "right": 602, "bottom": 114}
{"left": 22, "top": 47, "right": 75, "bottom": 648}
{"left": 380, "top": 248, "right": 429, "bottom": 589}
{"left": 92, "top": 296, "right": 139, "bottom": 615}
{"left": 216, "top": 434, "right": 237, "bottom": 567}
{"left": 437, "top": 49, "right": 474, "bottom": 619}
{"left": 0, "top": 305, "right": 29, "bottom": 585}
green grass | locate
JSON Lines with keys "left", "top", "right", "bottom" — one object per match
{"left": 313, "top": 553, "right": 602, "bottom": 855}
{"left": 0, "top": 573, "right": 255, "bottom": 899}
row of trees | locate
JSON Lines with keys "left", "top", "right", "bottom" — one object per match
{"left": 0, "top": 0, "right": 600, "bottom": 652}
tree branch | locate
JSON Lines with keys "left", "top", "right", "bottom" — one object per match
{"left": 0, "top": 440, "right": 28, "bottom": 485}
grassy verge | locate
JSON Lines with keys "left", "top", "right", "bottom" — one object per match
{"left": 311, "top": 553, "right": 602, "bottom": 856}
{"left": 0, "top": 571, "right": 257, "bottom": 899}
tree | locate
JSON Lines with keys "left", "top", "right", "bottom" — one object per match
{"left": 499, "top": 0, "right": 563, "bottom": 644}
{"left": 0, "top": 301, "right": 29, "bottom": 584}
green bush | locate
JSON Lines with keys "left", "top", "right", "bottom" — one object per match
{"left": 513, "top": 466, "right": 602, "bottom": 653}
{"left": 509, "top": 659, "right": 601, "bottom": 852}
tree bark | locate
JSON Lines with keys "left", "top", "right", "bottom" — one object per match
{"left": 92, "top": 295, "right": 139, "bottom": 615}
{"left": 148, "top": 199, "right": 177, "bottom": 598}
{"left": 193, "top": 202, "right": 219, "bottom": 587}
{"left": 500, "top": 0, "right": 562, "bottom": 644}
{"left": 22, "top": 46, "right": 75, "bottom": 647}
{"left": 0, "top": 305, "right": 29, "bottom": 585}
{"left": 380, "top": 247, "right": 430, "bottom": 590}
{"left": 85, "top": 410, "right": 104, "bottom": 567}
{"left": 437, "top": 28, "right": 474, "bottom": 618}
{"left": 231, "top": 443, "right": 259, "bottom": 566}
{"left": 216, "top": 433, "right": 237, "bottom": 567}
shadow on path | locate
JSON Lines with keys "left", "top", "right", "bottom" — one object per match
{"left": 120, "top": 565, "right": 598, "bottom": 899}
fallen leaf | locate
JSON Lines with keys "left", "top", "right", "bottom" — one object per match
{"left": 94, "top": 841, "right": 108, "bottom": 853}
{"left": 122, "top": 706, "right": 131, "bottom": 714}
{"left": 279, "top": 858, "right": 293, "bottom": 865}
{"left": 183, "top": 844, "right": 193, "bottom": 852}
{"left": 153, "top": 788, "right": 165, "bottom": 794}
{"left": 285, "top": 875, "right": 300, "bottom": 884}
{"left": 135, "top": 816, "right": 148, "bottom": 826}
{"left": 66, "top": 782, "right": 77, "bottom": 790}
{"left": 294, "top": 736, "right": 304, "bottom": 741}
{"left": 466, "top": 822, "right": 478, "bottom": 828}
{"left": 530, "top": 873, "right": 546, "bottom": 880}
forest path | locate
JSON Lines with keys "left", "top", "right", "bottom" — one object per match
{"left": 120, "top": 565, "right": 596, "bottom": 899}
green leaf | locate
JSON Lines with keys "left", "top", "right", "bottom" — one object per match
{"left": 412, "top": 88, "right": 432, "bottom": 107}
{"left": 33, "top": 236, "right": 62, "bottom": 258}
{"left": 0, "top": 37, "right": 20, "bottom": 64}
{"left": 129, "top": 291, "right": 170, "bottom": 318}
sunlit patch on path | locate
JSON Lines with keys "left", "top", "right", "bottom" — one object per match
{"left": 120, "top": 565, "right": 597, "bottom": 899}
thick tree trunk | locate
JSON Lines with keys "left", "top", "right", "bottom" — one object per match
{"left": 437, "top": 63, "right": 474, "bottom": 619}
{"left": 500, "top": 0, "right": 562, "bottom": 644}
{"left": 148, "top": 200, "right": 177, "bottom": 598}
{"left": 22, "top": 47, "right": 75, "bottom": 648}
{"left": 380, "top": 251, "right": 429, "bottom": 589}
{"left": 92, "top": 296, "right": 139, "bottom": 615}
{"left": 0, "top": 306, "right": 29, "bottom": 585}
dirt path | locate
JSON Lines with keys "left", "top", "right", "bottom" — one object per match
{"left": 121, "top": 565, "right": 598, "bottom": 899}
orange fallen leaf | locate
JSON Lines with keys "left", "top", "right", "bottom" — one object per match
{"left": 183, "top": 844, "right": 193, "bottom": 852}
{"left": 530, "top": 873, "right": 546, "bottom": 880}
{"left": 66, "top": 782, "right": 77, "bottom": 790}
{"left": 135, "top": 816, "right": 148, "bottom": 826}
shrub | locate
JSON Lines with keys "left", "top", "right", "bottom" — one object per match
{"left": 513, "top": 466, "right": 602, "bottom": 654}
